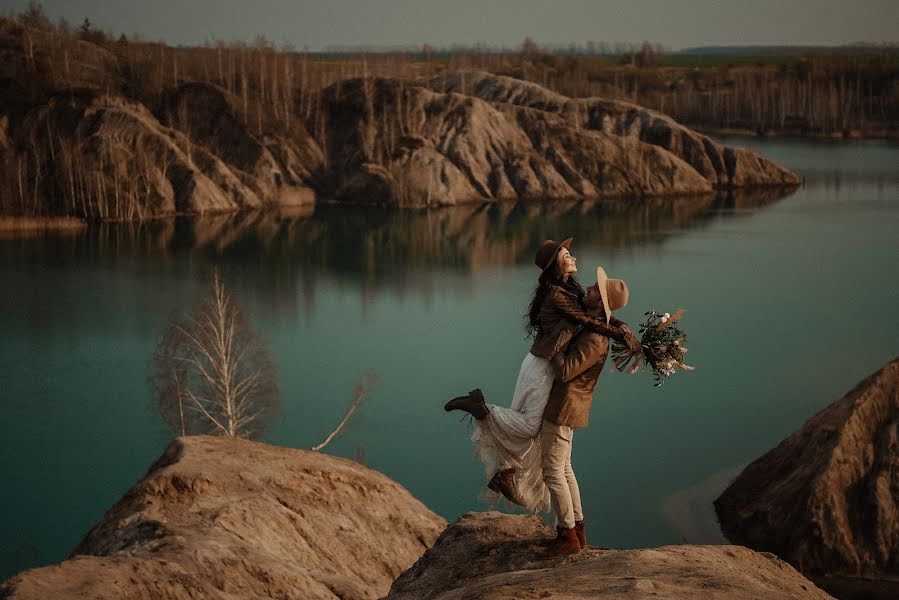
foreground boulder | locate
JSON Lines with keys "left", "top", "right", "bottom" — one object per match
{"left": 0, "top": 436, "right": 445, "bottom": 600}
{"left": 387, "top": 512, "right": 832, "bottom": 599}
{"left": 715, "top": 357, "right": 898, "bottom": 581}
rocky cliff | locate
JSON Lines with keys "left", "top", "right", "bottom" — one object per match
{"left": 313, "top": 71, "right": 799, "bottom": 206}
{"left": 1, "top": 17, "right": 799, "bottom": 218}
{"left": 386, "top": 511, "right": 832, "bottom": 599}
{"left": 1, "top": 85, "right": 320, "bottom": 220}
{"left": 715, "top": 357, "right": 899, "bottom": 582}
{"left": 0, "top": 436, "right": 446, "bottom": 600}
{"left": 428, "top": 71, "right": 801, "bottom": 188}
{"left": 2, "top": 71, "right": 799, "bottom": 218}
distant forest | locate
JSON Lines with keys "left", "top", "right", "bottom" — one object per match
{"left": 5, "top": 2, "right": 897, "bottom": 140}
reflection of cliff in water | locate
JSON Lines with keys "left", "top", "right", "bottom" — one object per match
{"left": 1, "top": 188, "right": 794, "bottom": 319}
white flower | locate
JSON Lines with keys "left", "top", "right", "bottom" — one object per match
{"left": 663, "top": 312, "right": 671, "bottom": 319}
{"left": 661, "top": 317, "right": 668, "bottom": 324}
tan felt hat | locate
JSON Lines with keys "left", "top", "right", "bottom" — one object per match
{"left": 596, "top": 266, "right": 629, "bottom": 323}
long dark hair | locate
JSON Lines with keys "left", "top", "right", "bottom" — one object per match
{"left": 524, "top": 260, "right": 586, "bottom": 340}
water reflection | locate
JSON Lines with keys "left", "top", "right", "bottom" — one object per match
{"left": 4, "top": 187, "right": 795, "bottom": 275}
{"left": 0, "top": 188, "right": 796, "bottom": 340}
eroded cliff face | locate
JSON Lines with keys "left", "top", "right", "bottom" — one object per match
{"left": 312, "top": 71, "right": 799, "bottom": 206}
{"left": 3, "top": 85, "right": 320, "bottom": 220}
{"left": 715, "top": 357, "right": 899, "bottom": 579}
{"left": 428, "top": 71, "right": 800, "bottom": 189}
{"left": 0, "top": 436, "right": 446, "bottom": 600}
{"left": 3, "top": 58, "right": 799, "bottom": 217}
{"left": 386, "top": 511, "right": 833, "bottom": 600}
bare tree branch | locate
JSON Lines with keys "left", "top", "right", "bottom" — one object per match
{"left": 311, "top": 371, "right": 379, "bottom": 452}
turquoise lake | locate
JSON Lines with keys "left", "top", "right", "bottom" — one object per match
{"left": 1, "top": 137, "right": 897, "bottom": 578}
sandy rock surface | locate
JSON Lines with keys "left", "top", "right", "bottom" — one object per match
{"left": 0, "top": 436, "right": 446, "bottom": 600}
{"left": 387, "top": 511, "right": 833, "bottom": 599}
{"left": 715, "top": 357, "right": 899, "bottom": 580}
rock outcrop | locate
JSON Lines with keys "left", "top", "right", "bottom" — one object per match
{"left": 715, "top": 357, "right": 899, "bottom": 580}
{"left": 429, "top": 71, "right": 800, "bottom": 189}
{"left": 312, "top": 72, "right": 799, "bottom": 206}
{"left": 0, "top": 436, "right": 446, "bottom": 600}
{"left": 4, "top": 86, "right": 319, "bottom": 220}
{"left": 387, "top": 511, "right": 833, "bottom": 599}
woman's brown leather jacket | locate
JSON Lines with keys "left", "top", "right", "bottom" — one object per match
{"left": 529, "top": 284, "right": 626, "bottom": 358}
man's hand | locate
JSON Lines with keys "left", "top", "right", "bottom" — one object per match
{"left": 624, "top": 331, "right": 641, "bottom": 355}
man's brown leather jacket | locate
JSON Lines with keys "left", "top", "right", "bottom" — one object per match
{"left": 543, "top": 328, "right": 610, "bottom": 428}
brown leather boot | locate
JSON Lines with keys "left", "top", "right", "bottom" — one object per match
{"left": 539, "top": 525, "right": 566, "bottom": 547}
{"left": 539, "top": 526, "right": 580, "bottom": 559}
{"left": 444, "top": 388, "right": 488, "bottom": 420}
{"left": 487, "top": 468, "right": 523, "bottom": 505}
{"left": 574, "top": 520, "right": 586, "bottom": 549}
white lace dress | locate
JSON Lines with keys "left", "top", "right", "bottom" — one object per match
{"left": 471, "top": 352, "right": 553, "bottom": 513}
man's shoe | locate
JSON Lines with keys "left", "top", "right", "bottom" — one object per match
{"left": 539, "top": 526, "right": 580, "bottom": 559}
{"left": 538, "top": 526, "right": 566, "bottom": 547}
{"left": 444, "top": 388, "right": 488, "bottom": 420}
{"left": 574, "top": 520, "right": 586, "bottom": 549}
{"left": 487, "top": 468, "right": 523, "bottom": 505}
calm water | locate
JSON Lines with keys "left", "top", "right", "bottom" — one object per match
{"left": 1, "top": 138, "right": 897, "bottom": 578}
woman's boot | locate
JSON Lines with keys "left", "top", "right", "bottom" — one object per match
{"left": 487, "top": 468, "right": 524, "bottom": 505}
{"left": 444, "top": 388, "right": 488, "bottom": 420}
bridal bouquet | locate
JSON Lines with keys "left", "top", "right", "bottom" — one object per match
{"left": 612, "top": 308, "right": 694, "bottom": 386}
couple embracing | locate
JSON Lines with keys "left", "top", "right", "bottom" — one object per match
{"left": 445, "top": 238, "right": 642, "bottom": 558}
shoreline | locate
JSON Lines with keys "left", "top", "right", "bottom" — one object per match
{"left": 0, "top": 217, "right": 87, "bottom": 236}
{"left": 691, "top": 125, "right": 899, "bottom": 141}
{"left": 0, "top": 186, "right": 800, "bottom": 225}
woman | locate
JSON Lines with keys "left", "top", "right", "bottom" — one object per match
{"left": 445, "top": 238, "right": 640, "bottom": 511}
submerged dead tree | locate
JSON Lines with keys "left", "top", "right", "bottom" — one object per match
{"left": 152, "top": 270, "right": 280, "bottom": 439}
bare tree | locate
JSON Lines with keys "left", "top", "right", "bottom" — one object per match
{"left": 19, "top": 1, "right": 53, "bottom": 31}
{"left": 152, "top": 270, "right": 280, "bottom": 439}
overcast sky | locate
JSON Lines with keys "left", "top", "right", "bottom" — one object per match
{"left": 2, "top": 0, "right": 896, "bottom": 50}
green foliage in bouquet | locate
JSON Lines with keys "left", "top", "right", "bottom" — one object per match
{"left": 612, "top": 308, "right": 693, "bottom": 386}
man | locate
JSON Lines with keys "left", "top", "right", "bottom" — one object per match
{"left": 539, "top": 267, "right": 630, "bottom": 558}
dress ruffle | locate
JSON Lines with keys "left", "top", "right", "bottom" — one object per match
{"left": 471, "top": 352, "right": 552, "bottom": 513}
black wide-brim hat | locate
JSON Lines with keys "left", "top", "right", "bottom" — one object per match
{"left": 534, "top": 238, "right": 573, "bottom": 276}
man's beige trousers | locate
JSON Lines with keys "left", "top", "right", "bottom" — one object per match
{"left": 540, "top": 419, "right": 583, "bottom": 529}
